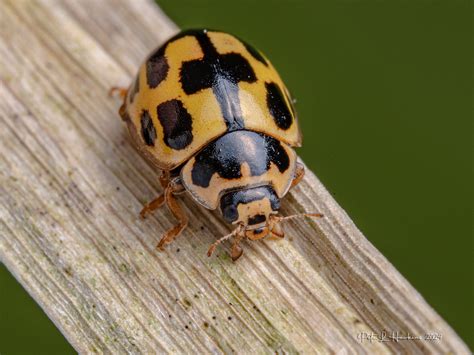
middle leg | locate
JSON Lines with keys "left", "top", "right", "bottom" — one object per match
{"left": 140, "top": 171, "right": 170, "bottom": 218}
{"left": 156, "top": 179, "right": 188, "bottom": 250}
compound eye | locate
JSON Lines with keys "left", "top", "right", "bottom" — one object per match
{"left": 253, "top": 227, "right": 265, "bottom": 235}
{"left": 222, "top": 204, "right": 238, "bottom": 223}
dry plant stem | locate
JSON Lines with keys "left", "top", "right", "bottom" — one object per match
{"left": 0, "top": 0, "right": 469, "bottom": 354}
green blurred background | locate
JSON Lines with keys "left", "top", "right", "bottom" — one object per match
{"left": 1, "top": 0, "right": 471, "bottom": 353}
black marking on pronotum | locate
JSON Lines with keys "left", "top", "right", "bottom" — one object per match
{"left": 220, "top": 186, "right": 280, "bottom": 223}
{"left": 190, "top": 130, "right": 290, "bottom": 188}
{"left": 266, "top": 82, "right": 293, "bottom": 130}
{"left": 179, "top": 29, "right": 257, "bottom": 131}
{"left": 156, "top": 99, "right": 193, "bottom": 150}
{"left": 140, "top": 110, "right": 157, "bottom": 146}
{"left": 242, "top": 41, "right": 268, "bottom": 66}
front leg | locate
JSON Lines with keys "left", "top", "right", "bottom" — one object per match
{"left": 268, "top": 223, "right": 285, "bottom": 240}
{"left": 230, "top": 233, "right": 245, "bottom": 261}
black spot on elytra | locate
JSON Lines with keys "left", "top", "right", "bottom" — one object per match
{"left": 156, "top": 99, "right": 193, "bottom": 150}
{"left": 140, "top": 110, "right": 156, "bottom": 146}
{"left": 220, "top": 186, "right": 280, "bottom": 223}
{"left": 266, "top": 82, "right": 293, "bottom": 130}
{"left": 146, "top": 50, "right": 169, "bottom": 88}
{"left": 191, "top": 130, "right": 289, "bottom": 188}
{"left": 179, "top": 30, "right": 256, "bottom": 131}
{"left": 242, "top": 41, "right": 268, "bottom": 66}
{"left": 144, "top": 29, "right": 209, "bottom": 89}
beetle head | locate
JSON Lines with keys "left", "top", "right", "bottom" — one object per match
{"left": 219, "top": 185, "right": 280, "bottom": 238}
{"left": 209, "top": 185, "right": 322, "bottom": 260}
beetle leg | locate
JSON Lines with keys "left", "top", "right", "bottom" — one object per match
{"left": 140, "top": 171, "right": 171, "bottom": 219}
{"left": 230, "top": 233, "right": 245, "bottom": 261}
{"left": 108, "top": 86, "right": 128, "bottom": 99}
{"left": 290, "top": 162, "right": 305, "bottom": 188}
{"left": 157, "top": 179, "right": 188, "bottom": 250}
{"left": 269, "top": 223, "right": 285, "bottom": 239}
{"left": 109, "top": 86, "right": 129, "bottom": 120}
{"left": 140, "top": 194, "right": 166, "bottom": 219}
{"left": 159, "top": 170, "right": 171, "bottom": 187}
{"left": 207, "top": 227, "right": 241, "bottom": 257}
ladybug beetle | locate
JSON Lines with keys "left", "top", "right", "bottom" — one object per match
{"left": 111, "top": 29, "right": 321, "bottom": 260}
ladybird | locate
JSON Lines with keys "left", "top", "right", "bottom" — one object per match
{"left": 111, "top": 29, "right": 321, "bottom": 260}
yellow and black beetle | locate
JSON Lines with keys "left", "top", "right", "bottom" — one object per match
{"left": 112, "top": 29, "right": 321, "bottom": 260}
